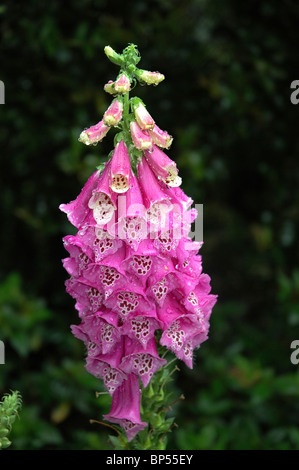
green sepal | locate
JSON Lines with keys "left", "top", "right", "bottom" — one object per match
{"left": 0, "top": 428, "right": 9, "bottom": 438}
{"left": 130, "top": 96, "right": 146, "bottom": 112}
{"left": 0, "top": 437, "right": 11, "bottom": 449}
{"left": 96, "top": 163, "right": 105, "bottom": 173}
{"left": 0, "top": 416, "right": 9, "bottom": 428}
{"left": 114, "top": 131, "right": 125, "bottom": 146}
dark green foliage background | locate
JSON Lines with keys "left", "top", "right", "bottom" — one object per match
{"left": 0, "top": 0, "right": 299, "bottom": 450}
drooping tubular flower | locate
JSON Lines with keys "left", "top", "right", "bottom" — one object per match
{"left": 144, "top": 145, "right": 181, "bottom": 188}
{"left": 78, "top": 98, "right": 123, "bottom": 146}
{"left": 103, "top": 98, "right": 123, "bottom": 127}
{"left": 60, "top": 44, "right": 217, "bottom": 443}
{"left": 130, "top": 121, "right": 153, "bottom": 151}
{"left": 79, "top": 120, "right": 110, "bottom": 146}
{"left": 149, "top": 123, "right": 173, "bottom": 149}
{"left": 109, "top": 140, "right": 133, "bottom": 193}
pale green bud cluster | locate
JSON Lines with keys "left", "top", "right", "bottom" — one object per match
{"left": 0, "top": 391, "right": 22, "bottom": 450}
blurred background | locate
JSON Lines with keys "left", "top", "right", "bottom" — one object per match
{"left": 0, "top": 0, "right": 299, "bottom": 450}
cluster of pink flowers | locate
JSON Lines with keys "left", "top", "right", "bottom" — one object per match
{"left": 60, "top": 56, "right": 217, "bottom": 442}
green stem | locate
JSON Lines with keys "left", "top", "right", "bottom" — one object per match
{"left": 122, "top": 91, "right": 130, "bottom": 134}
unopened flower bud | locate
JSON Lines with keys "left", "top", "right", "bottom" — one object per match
{"left": 103, "top": 98, "right": 123, "bottom": 127}
{"left": 130, "top": 121, "right": 153, "bottom": 150}
{"left": 78, "top": 119, "right": 110, "bottom": 146}
{"left": 136, "top": 69, "right": 165, "bottom": 86}
{"left": 104, "top": 46, "right": 124, "bottom": 66}
{"left": 114, "top": 73, "right": 131, "bottom": 93}
{"left": 104, "top": 80, "right": 116, "bottom": 95}
{"left": 131, "top": 97, "right": 155, "bottom": 130}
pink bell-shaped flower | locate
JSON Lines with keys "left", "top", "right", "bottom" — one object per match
{"left": 149, "top": 124, "right": 173, "bottom": 149}
{"left": 88, "top": 160, "right": 117, "bottom": 226}
{"left": 78, "top": 119, "right": 110, "bottom": 146}
{"left": 109, "top": 140, "right": 133, "bottom": 194}
{"left": 130, "top": 121, "right": 153, "bottom": 150}
{"left": 103, "top": 373, "right": 147, "bottom": 441}
{"left": 103, "top": 98, "right": 123, "bottom": 127}
{"left": 144, "top": 145, "right": 181, "bottom": 188}
{"left": 59, "top": 169, "right": 101, "bottom": 229}
{"left": 137, "top": 156, "right": 172, "bottom": 231}
{"left": 120, "top": 336, "right": 167, "bottom": 387}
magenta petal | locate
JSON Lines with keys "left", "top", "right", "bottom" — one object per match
{"left": 107, "top": 177, "right": 147, "bottom": 249}
{"left": 88, "top": 160, "right": 117, "bottom": 225}
{"left": 184, "top": 287, "right": 218, "bottom": 321}
{"left": 105, "top": 289, "right": 154, "bottom": 319}
{"left": 118, "top": 172, "right": 146, "bottom": 219}
{"left": 120, "top": 337, "right": 166, "bottom": 387}
{"left": 137, "top": 156, "right": 170, "bottom": 209}
{"left": 121, "top": 315, "right": 162, "bottom": 347}
{"left": 144, "top": 145, "right": 181, "bottom": 187}
{"left": 85, "top": 226, "right": 123, "bottom": 263}
{"left": 97, "top": 243, "right": 127, "bottom": 274}
{"left": 153, "top": 230, "right": 180, "bottom": 255}
{"left": 109, "top": 140, "right": 132, "bottom": 194}
{"left": 103, "top": 98, "right": 123, "bottom": 127}
{"left": 137, "top": 156, "right": 173, "bottom": 232}
{"left": 65, "top": 278, "right": 104, "bottom": 317}
{"left": 130, "top": 121, "right": 153, "bottom": 150}
{"left": 148, "top": 124, "right": 173, "bottom": 149}
{"left": 73, "top": 311, "right": 121, "bottom": 355}
{"left": 63, "top": 234, "right": 94, "bottom": 261}
{"left": 85, "top": 338, "right": 127, "bottom": 394}
{"left": 62, "top": 235, "right": 93, "bottom": 277}
{"left": 122, "top": 253, "right": 154, "bottom": 286}
{"left": 160, "top": 312, "right": 209, "bottom": 368}
{"left": 103, "top": 374, "right": 147, "bottom": 442}
{"left": 81, "top": 263, "right": 125, "bottom": 300}
{"left": 86, "top": 359, "right": 127, "bottom": 395}
{"left": 162, "top": 184, "right": 193, "bottom": 211}
{"left": 59, "top": 170, "right": 101, "bottom": 229}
